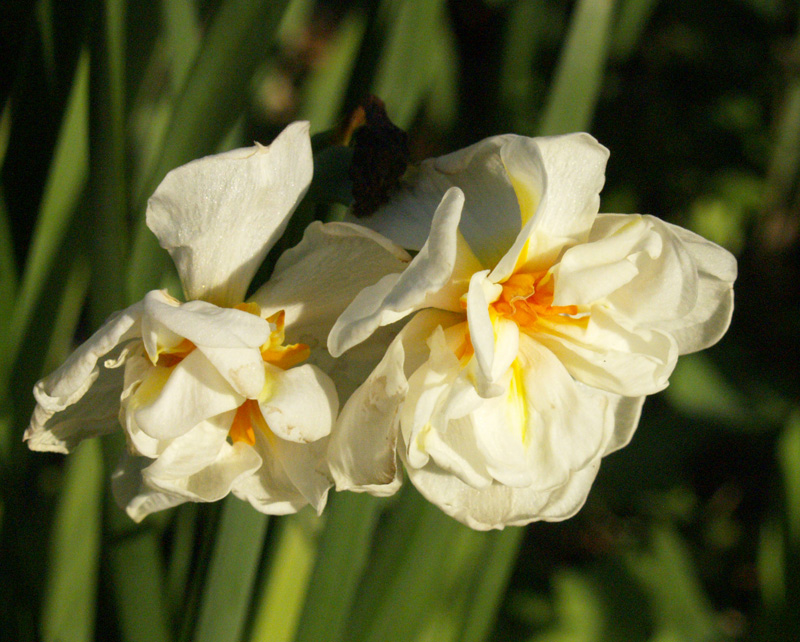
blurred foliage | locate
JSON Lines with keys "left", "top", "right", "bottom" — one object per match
{"left": 1, "top": 0, "right": 800, "bottom": 641}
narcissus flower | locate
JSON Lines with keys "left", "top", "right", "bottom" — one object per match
{"left": 328, "top": 133, "right": 736, "bottom": 530}
{"left": 26, "top": 122, "right": 409, "bottom": 521}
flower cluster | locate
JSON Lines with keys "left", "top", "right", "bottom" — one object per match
{"left": 26, "top": 123, "right": 736, "bottom": 529}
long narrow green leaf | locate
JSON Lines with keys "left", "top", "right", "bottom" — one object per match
{"left": 87, "top": 0, "right": 128, "bottom": 325}
{"left": 299, "top": 11, "right": 368, "bottom": 133}
{"left": 41, "top": 440, "right": 104, "bottom": 642}
{"left": 248, "top": 510, "right": 320, "bottom": 642}
{"left": 127, "top": 0, "right": 291, "bottom": 302}
{"left": 344, "top": 487, "right": 464, "bottom": 642}
{"left": 192, "top": 497, "right": 269, "bottom": 642}
{"left": 457, "top": 528, "right": 524, "bottom": 642}
{"left": 109, "top": 531, "right": 173, "bottom": 642}
{"left": 0, "top": 187, "right": 16, "bottom": 340}
{"left": 1, "top": 50, "right": 89, "bottom": 387}
{"left": 372, "top": 0, "right": 450, "bottom": 129}
{"left": 536, "top": 0, "right": 616, "bottom": 136}
{"left": 611, "top": 0, "right": 659, "bottom": 60}
{"left": 293, "top": 492, "right": 382, "bottom": 642}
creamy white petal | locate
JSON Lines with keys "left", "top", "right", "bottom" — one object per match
{"left": 139, "top": 411, "right": 234, "bottom": 480}
{"left": 597, "top": 390, "right": 645, "bottom": 455}
{"left": 143, "top": 293, "right": 270, "bottom": 353}
{"left": 559, "top": 214, "right": 698, "bottom": 322}
{"left": 258, "top": 363, "right": 337, "bottom": 444}
{"left": 269, "top": 437, "right": 331, "bottom": 514}
{"left": 526, "top": 133, "right": 608, "bottom": 243}
{"left": 26, "top": 301, "right": 144, "bottom": 453}
{"left": 142, "top": 291, "right": 270, "bottom": 397}
{"left": 144, "top": 441, "right": 262, "bottom": 504}
{"left": 532, "top": 307, "right": 679, "bottom": 396}
{"left": 329, "top": 187, "right": 466, "bottom": 357}
{"left": 26, "top": 345, "right": 131, "bottom": 453}
{"left": 329, "top": 309, "right": 459, "bottom": 495}
{"left": 328, "top": 335, "right": 405, "bottom": 495}
{"left": 533, "top": 460, "right": 602, "bottom": 521}
{"left": 348, "top": 135, "right": 521, "bottom": 266}
{"left": 146, "top": 121, "right": 313, "bottom": 306}
{"left": 251, "top": 220, "right": 411, "bottom": 401}
{"left": 112, "top": 453, "right": 189, "bottom": 522}
{"left": 133, "top": 349, "right": 243, "bottom": 440}
{"left": 514, "top": 335, "right": 607, "bottom": 488}
{"left": 252, "top": 220, "right": 411, "bottom": 347}
{"left": 232, "top": 428, "right": 316, "bottom": 514}
{"left": 31, "top": 301, "right": 143, "bottom": 412}
{"left": 645, "top": 220, "right": 736, "bottom": 354}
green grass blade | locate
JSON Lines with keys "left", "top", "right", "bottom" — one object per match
{"left": 292, "top": 492, "right": 382, "bottom": 642}
{"left": 343, "top": 487, "right": 465, "bottom": 642}
{"left": 457, "top": 528, "right": 524, "bottom": 642}
{"left": 41, "top": 440, "right": 104, "bottom": 642}
{"left": 536, "top": 0, "right": 616, "bottom": 136}
{"left": 109, "top": 531, "right": 173, "bottom": 642}
{"left": 127, "top": 0, "right": 291, "bottom": 302}
{"left": 88, "top": 0, "right": 129, "bottom": 324}
{"left": 611, "top": 0, "right": 659, "bottom": 60}
{"left": 372, "top": 0, "right": 450, "bottom": 129}
{"left": 1, "top": 49, "right": 89, "bottom": 387}
{"left": 192, "top": 497, "right": 269, "bottom": 642}
{"left": 248, "top": 510, "right": 320, "bottom": 642}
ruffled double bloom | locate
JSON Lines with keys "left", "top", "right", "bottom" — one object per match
{"left": 27, "top": 124, "right": 736, "bottom": 529}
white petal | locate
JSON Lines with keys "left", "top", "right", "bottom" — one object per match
{"left": 132, "top": 349, "right": 243, "bottom": 440}
{"left": 146, "top": 121, "right": 313, "bottom": 306}
{"left": 139, "top": 411, "right": 234, "bottom": 480}
{"left": 252, "top": 220, "right": 411, "bottom": 347}
{"left": 328, "top": 187, "right": 468, "bottom": 357}
{"left": 598, "top": 390, "right": 645, "bottom": 455}
{"left": 329, "top": 309, "right": 458, "bottom": 495}
{"left": 143, "top": 292, "right": 270, "bottom": 352}
{"left": 532, "top": 307, "right": 679, "bottom": 396}
{"left": 349, "top": 135, "right": 521, "bottom": 267}
{"left": 26, "top": 344, "right": 131, "bottom": 453}
{"left": 142, "top": 291, "right": 270, "bottom": 397}
{"left": 232, "top": 428, "right": 325, "bottom": 514}
{"left": 465, "top": 272, "right": 516, "bottom": 396}
{"left": 489, "top": 134, "right": 608, "bottom": 282}
{"left": 251, "top": 221, "right": 411, "bottom": 401}
{"left": 144, "top": 441, "right": 262, "bottom": 505}
{"left": 646, "top": 219, "right": 736, "bottom": 354}
{"left": 269, "top": 437, "right": 331, "bottom": 514}
{"left": 26, "top": 301, "right": 144, "bottom": 453}
{"left": 515, "top": 336, "right": 608, "bottom": 488}
{"left": 526, "top": 133, "right": 608, "bottom": 242}
{"left": 112, "top": 453, "right": 189, "bottom": 522}
{"left": 258, "top": 363, "right": 338, "bottom": 444}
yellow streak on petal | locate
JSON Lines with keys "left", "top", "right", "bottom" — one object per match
{"left": 130, "top": 365, "right": 174, "bottom": 410}
{"left": 506, "top": 169, "right": 539, "bottom": 225}
{"left": 508, "top": 359, "right": 528, "bottom": 445}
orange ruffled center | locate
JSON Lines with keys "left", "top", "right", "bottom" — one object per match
{"left": 491, "top": 271, "right": 578, "bottom": 328}
{"left": 156, "top": 303, "right": 309, "bottom": 447}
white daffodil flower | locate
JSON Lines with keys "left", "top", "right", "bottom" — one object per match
{"left": 26, "top": 121, "right": 411, "bottom": 521}
{"left": 328, "top": 133, "right": 737, "bottom": 530}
